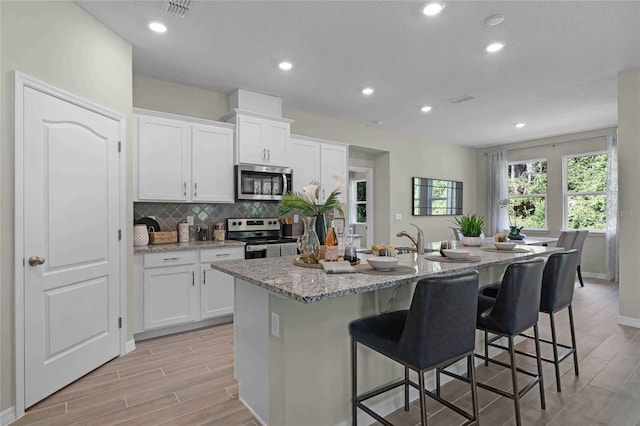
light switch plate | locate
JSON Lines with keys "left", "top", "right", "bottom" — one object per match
{"left": 395, "top": 213, "right": 402, "bottom": 221}
{"left": 293, "top": 214, "right": 299, "bottom": 223}
{"left": 271, "top": 312, "right": 280, "bottom": 339}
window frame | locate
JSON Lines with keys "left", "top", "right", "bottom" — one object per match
{"left": 507, "top": 157, "right": 548, "bottom": 231}
{"left": 562, "top": 150, "right": 607, "bottom": 232}
{"left": 351, "top": 178, "right": 367, "bottom": 225}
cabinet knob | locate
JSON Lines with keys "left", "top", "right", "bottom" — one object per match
{"left": 183, "top": 181, "right": 187, "bottom": 197}
{"left": 194, "top": 182, "right": 198, "bottom": 197}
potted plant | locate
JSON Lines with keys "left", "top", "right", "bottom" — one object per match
{"left": 454, "top": 213, "right": 485, "bottom": 246}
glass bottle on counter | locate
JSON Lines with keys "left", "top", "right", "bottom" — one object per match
{"left": 324, "top": 213, "right": 339, "bottom": 261}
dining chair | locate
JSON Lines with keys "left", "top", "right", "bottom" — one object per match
{"left": 571, "top": 230, "right": 589, "bottom": 287}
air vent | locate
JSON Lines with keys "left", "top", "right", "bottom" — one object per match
{"left": 164, "top": 0, "right": 193, "bottom": 18}
{"left": 446, "top": 95, "right": 475, "bottom": 104}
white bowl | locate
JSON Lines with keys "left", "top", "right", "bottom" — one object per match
{"left": 367, "top": 256, "right": 399, "bottom": 271}
{"left": 494, "top": 242, "right": 517, "bottom": 251}
{"left": 442, "top": 249, "right": 471, "bottom": 259}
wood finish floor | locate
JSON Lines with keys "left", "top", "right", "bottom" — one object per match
{"left": 16, "top": 277, "right": 639, "bottom": 425}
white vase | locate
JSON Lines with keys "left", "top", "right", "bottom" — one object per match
{"left": 134, "top": 224, "right": 149, "bottom": 247}
{"left": 461, "top": 236, "right": 482, "bottom": 247}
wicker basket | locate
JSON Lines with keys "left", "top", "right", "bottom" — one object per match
{"left": 149, "top": 231, "right": 178, "bottom": 245}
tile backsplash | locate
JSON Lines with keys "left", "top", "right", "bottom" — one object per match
{"left": 134, "top": 202, "right": 280, "bottom": 232}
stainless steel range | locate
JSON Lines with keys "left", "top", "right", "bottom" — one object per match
{"left": 226, "top": 217, "right": 298, "bottom": 259}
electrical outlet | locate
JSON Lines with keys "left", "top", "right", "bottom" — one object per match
{"left": 293, "top": 214, "right": 299, "bottom": 223}
{"left": 271, "top": 312, "right": 280, "bottom": 339}
{"left": 395, "top": 213, "right": 402, "bottom": 221}
{"left": 187, "top": 216, "right": 194, "bottom": 225}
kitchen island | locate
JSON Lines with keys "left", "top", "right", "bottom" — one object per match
{"left": 212, "top": 245, "right": 561, "bottom": 426}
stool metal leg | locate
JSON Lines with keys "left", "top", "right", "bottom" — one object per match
{"left": 468, "top": 354, "right": 479, "bottom": 424}
{"left": 351, "top": 339, "right": 357, "bottom": 426}
{"left": 534, "top": 324, "right": 546, "bottom": 410}
{"left": 484, "top": 330, "right": 489, "bottom": 367}
{"left": 569, "top": 305, "right": 579, "bottom": 376}
{"left": 508, "top": 336, "right": 522, "bottom": 426}
{"left": 418, "top": 369, "right": 428, "bottom": 426}
{"left": 549, "top": 312, "right": 562, "bottom": 392}
{"left": 404, "top": 365, "right": 410, "bottom": 411}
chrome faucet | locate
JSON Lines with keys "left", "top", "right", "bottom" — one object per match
{"left": 396, "top": 223, "right": 425, "bottom": 254}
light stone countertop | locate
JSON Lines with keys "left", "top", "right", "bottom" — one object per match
{"left": 211, "top": 244, "right": 563, "bottom": 303}
{"left": 134, "top": 240, "right": 245, "bottom": 254}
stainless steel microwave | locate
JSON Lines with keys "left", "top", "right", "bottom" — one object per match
{"left": 235, "top": 165, "right": 293, "bottom": 201}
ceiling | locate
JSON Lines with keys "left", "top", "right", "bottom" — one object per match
{"left": 77, "top": 1, "right": 640, "bottom": 148}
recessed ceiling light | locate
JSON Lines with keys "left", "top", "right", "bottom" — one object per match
{"left": 148, "top": 22, "right": 167, "bottom": 33}
{"left": 420, "top": 105, "right": 433, "bottom": 113}
{"left": 362, "top": 87, "right": 375, "bottom": 96}
{"left": 484, "top": 14, "right": 505, "bottom": 26}
{"left": 278, "top": 61, "right": 293, "bottom": 71}
{"left": 486, "top": 42, "right": 505, "bottom": 53}
{"left": 423, "top": 2, "right": 445, "bottom": 16}
{"left": 514, "top": 122, "right": 526, "bottom": 128}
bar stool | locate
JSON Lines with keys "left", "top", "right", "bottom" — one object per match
{"left": 483, "top": 250, "right": 581, "bottom": 392}
{"left": 446, "top": 258, "right": 546, "bottom": 426}
{"left": 349, "top": 271, "right": 480, "bottom": 426}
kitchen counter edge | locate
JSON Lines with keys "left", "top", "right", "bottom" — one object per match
{"left": 134, "top": 240, "right": 246, "bottom": 254}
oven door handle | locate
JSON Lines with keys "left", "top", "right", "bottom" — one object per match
{"left": 246, "top": 244, "right": 268, "bottom": 252}
{"left": 282, "top": 173, "right": 288, "bottom": 195}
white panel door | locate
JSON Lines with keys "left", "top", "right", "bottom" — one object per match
{"left": 201, "top": 266, "right": 235, "bottom": 319}
{"left": 320, "top": 144, "right": 348, "bottom": 203}
{"left": 191, "top": 124, "right": 234, "bottom": 202}
{"left": 23, "top": 87, "right": 120, "bottom": 407}
{"left": 144, "top": 265, "right": 197, "bottom": 330}
{"left": 264, "top": 121, "right": 289, "bottom": 167}
{"left": 137, "top": 115, "right": 189, "bottom": 201}
{"left": 237, "top": 115, "right": 265, "bottom": 165}
{"left": 289, "top": 137, "right": 320, "bottom": 192}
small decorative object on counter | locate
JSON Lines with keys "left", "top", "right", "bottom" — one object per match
{"left": 134, "top": 224, "right": 149, "bottom": 247}
{"left": 178, "top": 222, "right": 189, "bottom": 243}
{"left": 494, "top": 232, "right": 509, "bottom": 242}
{"left": 297, "top": 216, "right": 321, "bottom": 263}
{"left": 324, "top": 213, "right": 339, "bottom": 261}
{"left": 197, "top": 225, "right": 209, "bottom": 241}
{"left": 213, "top": 222, "right": 225, "bottom": 241}
{"left": 453, "top": 212, "right": 485, "bottom": 247}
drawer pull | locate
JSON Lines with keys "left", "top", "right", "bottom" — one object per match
{"left": 192, "top": 271, "right": 195, "bottom": 286}
{"left": 162, "top": 257, "right": 180, "bottom": 262}
{"left": 203, "top": 270, "right": 206, "bottom": 285}
{"left": 216, "top": 253, "right": 231, "bottom": 257}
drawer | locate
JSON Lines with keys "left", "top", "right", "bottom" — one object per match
{"left": 144, "top": 251, "right": 197, "bottom": 268}
{"left": 201, "top": 247, "right": 244, "bottom": 263}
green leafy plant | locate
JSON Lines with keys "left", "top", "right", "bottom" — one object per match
{"left": 454, "top": 213, "right": 485, "bottom": 237}
{"left": 277, "top": 176, "right": 344, "bottom": 218}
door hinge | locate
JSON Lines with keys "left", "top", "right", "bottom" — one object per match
{"left": 118, "top": 229, "right": 122, "bottom": 240}
{"left": 118, "top": 141, "right": 121, "bottom": 153}
{"left": 118, "top": 317, "right": 122, "bottom": 329}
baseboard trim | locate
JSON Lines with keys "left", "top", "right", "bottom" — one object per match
{"left": 1, "top": 406, "right": 16, "bottom": 426}
{"left": 582, "top": 272, "right": 608, "bottom": 280}
{"left": 238, "top": 397, "right": 267, "bottom": 426}
{"left": 125, "top": 339, "right": 136, "bottom": 354}
{"left": 618, "top": 315, "right": 640, "bottom": 329}
{"left": 133, "top": 316, "right": 233, "bottom": 341}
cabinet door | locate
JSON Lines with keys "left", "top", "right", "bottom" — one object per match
{"left": 191, "top": 124, "right": 234, "bottom": 202}
{"left": 237, "top": 115, "right": 265, "bottom": 165}
{"left": 137, "top": 115, "right": 189, "bottom": 201}
{"left": 265, "top": 121, "right": 289, "bottom": 167}
{"left": 143, "top": 265, "right": 197, "bottom": 330}
{"left": 289, "top": 137, "right": 320, "bottom": 192}
{"left": 320, "top": 144, "right": 348, "bottom": 203}
{"left": 201, "top": 266, "right": 235, "bottom": 319}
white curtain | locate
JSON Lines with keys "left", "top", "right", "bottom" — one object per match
{"left": 605, "top": 132, "right": 619, "bottom": 282}
{"left": 486, "top": 150, "right": 510, "bottom": 235}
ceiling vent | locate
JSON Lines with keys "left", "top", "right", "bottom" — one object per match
{"left": 164, "top": 0, "right": 193, "bottom": 18}
{"left": 446, "top": 95, "right": 475, "bottom": 105}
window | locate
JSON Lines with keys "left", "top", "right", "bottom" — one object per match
{"left": 354, "top": 179, "right": 367, "bottom": 223}
{"left": 563, "top": 152, "right": 608, "bottom": 230}
{"left": 508, "top": 159, "right": 547, "bottom": 230}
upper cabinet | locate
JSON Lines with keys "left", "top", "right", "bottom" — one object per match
{"left": 289, "top": 135, "right": 348, "bottom": 204}
{"left": 224, "top": 110, "right": 293, "bottom": 167}
{"left": 135, "top": 109, "right": 234, "bottom": 203}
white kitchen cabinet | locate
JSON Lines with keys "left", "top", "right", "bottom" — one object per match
{"left": 142, "top": 251, "right": 198, "bottom": 330}
{"left": 200, "top": 247, "right": 244, "bottom": 319}
{"left": 135, "top": 109, "right": 235, "bottom": 203}
{"left": 228, "top": 110, "right": 293, "bottom": 167}
{"left": 289, "top": 135, "right": 348, "bottom": 203}
{"left": 137, "top": 115, "right": 190, "bottom": 201}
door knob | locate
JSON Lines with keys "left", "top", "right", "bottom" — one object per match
{"left": 28, "top": 256, "right": 45, "bottom": 266}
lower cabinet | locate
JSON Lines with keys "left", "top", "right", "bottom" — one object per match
{"left": 135, "top": 246, "right": 244, "bottom": 334}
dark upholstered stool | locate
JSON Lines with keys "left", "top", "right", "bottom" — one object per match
{"left": 482, "top": 250, "right": 580, "bottom": 392}
{"left": 349, "top": 271, "right": 480, "bottom": 426}
{"left": 447, "top": 258, "right": 545, "bottom": 426}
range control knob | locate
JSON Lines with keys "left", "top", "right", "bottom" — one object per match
{"left": 232, "top": 221, "right": 237, "bottom": 226}
{"left": 237, "top": 221, "right": 243, "bottom": 226}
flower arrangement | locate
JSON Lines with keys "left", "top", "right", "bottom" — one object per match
{"left": 277, "top": 176, "right": 344, "bottom": 217}
{"left": 498, "top": 198, "right": 535, "bottom": 238}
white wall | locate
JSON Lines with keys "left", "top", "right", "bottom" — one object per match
{"left": 0, "top": 1, "right": 132, "bottom": 411}
{"left": 617, "top": 68, "right": 640, "bottom": 324}
{"left": 476, "top": 127, "right": 616, "bottom": 275}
